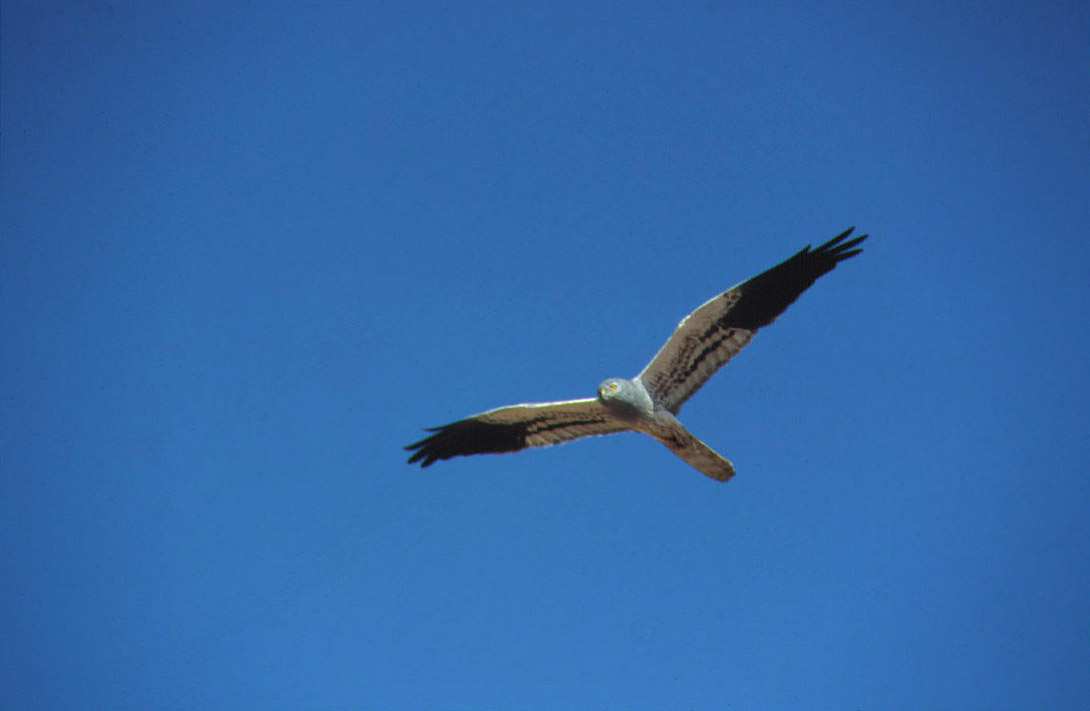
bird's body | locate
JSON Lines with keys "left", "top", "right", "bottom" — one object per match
{"left": 596, "top": 377, "right": 738, "bottom": 481}
{"left": 406, "top": 228, "right": 868, "bottom": 482}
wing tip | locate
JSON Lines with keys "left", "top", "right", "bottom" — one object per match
{"left": 406, "top": 449, "right": 440, "bottom": 467}
{"left": 816, "top": 227, "right": 866, "bottom": 252}
{"left": 405, "top": 425, "right": 449, "bottom": 467}
{"left": 403, "top": 414, "right": 533, "bottom": 468}
{"left": 808, "top": 228, "right": 868, "bottom": 269}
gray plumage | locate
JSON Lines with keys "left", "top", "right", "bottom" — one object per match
{"left": 406, "top": 227, "right": 867, "bottom": 482}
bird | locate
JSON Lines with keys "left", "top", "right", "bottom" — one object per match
{"left": 406, "top": 227, "right": 867, "bottom": 482}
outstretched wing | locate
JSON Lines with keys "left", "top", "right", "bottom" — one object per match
{"left": 638, "top": 228, "right": 867, "bottom": 413}
{"left": 405, "top": 398, "right": 629, "bottom": 467}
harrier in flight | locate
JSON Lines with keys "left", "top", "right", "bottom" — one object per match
{"left": 406, "top": 228, "right": 867, "bottom": 482}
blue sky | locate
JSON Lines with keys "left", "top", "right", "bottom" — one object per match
{"left": 4, "top": 1, "right": 1089, "bottom": 709}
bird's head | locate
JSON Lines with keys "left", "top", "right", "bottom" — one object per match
{"left": 596, "top": 377, "right": 653, "bottom": 418}
{"left": 597, "top": 378, "right": 623, "bottom": 402}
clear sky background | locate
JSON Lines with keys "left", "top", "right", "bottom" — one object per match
{"left": 4, "top": 2, "right": 1089, "bottom": 709}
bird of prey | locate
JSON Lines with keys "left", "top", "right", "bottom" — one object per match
{"left": 406, "top": 228, "right": 867, "bottom": 482}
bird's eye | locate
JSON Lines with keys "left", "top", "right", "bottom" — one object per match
{"left": 609, "top": 382, "right": 619, "bottom": 392}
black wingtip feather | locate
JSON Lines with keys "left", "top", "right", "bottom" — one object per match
{"left": 405, "top": 417, "right": 531, "bottom": 468}
{"left": 723, "top": 227, "right": 868, "bottom": 331}
{"left": 814, "top": 228, "right": 868, "bottom": 255}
